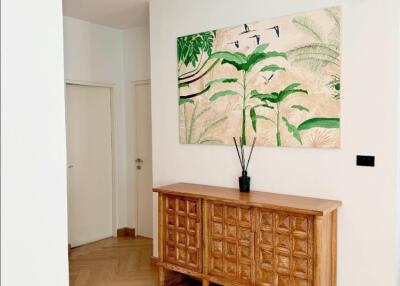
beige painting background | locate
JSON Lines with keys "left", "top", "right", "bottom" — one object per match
{"left": 178, "top": 7, "right": 341, "bottom": 148}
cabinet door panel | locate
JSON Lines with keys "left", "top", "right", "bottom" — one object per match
{"left": 255, "top": 209, "right": 314, "bottom": 286}
{"left": 208, "top": 202, "right": 254, "bottom": 284}
{"left": 164, "top": 195, "right": 202, "bottom": 272}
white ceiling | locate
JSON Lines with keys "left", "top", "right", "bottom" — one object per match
{"left": 63, "top": 0, "right": 149, "bottom": 29}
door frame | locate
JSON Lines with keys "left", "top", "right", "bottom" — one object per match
{"left": 132, "top": 79, "right": 151, "bottom": 236}
{"left": 65, "top": 79, "right": 118, "bottom": 237}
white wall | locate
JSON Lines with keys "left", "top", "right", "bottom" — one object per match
{"left": 150, "top": 0, "right": 399, "bottom": 285}
{"left": 122, "top": 26, "right": 151, "bottom": 228}
{"left": 1, "top": 0, "right": 69, "bottom": 285}
{"left": 63, "top": 17, "right": 127, "bottom": 231}
{"left": 398, "top": 14, "right": 400, "bottom": 286}
{"left": 63, "top": 17, "right": 151, "bottom": 232}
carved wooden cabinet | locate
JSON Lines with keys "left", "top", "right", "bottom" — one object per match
{"left": 164, "top": 195, "right": 202, "bottom": 272}
{"left": 154, "top": 183, "right": 341, "bottom": 286}
{"left": 208, "top": 202, "right": 255, "bottom": 284}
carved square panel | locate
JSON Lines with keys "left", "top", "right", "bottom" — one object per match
{"left": 178, "top": 199, "right": 187, "bottom": 213}
{"left": 188, "top": 217, "right": 197, "bottom": 233}
{"left": 239, "top": 245, "right": 251, "bottom": 261}
{"left": 260, "top": 211, "right": 273, "bottom": 229}
{"left": 178, "top": 215, "right": 186, "bottom": 229}
{"left": 166, "top": 229, "right": 176, "bottom": 243}
{"left": 177, "top": 232, "right": 186, "bottom": 246}
{"left": 224, "top": 260, "right": 237, "bottom": 277}
{"left": 187, "top": 250, "right": 198, "bottom": 267}
{"left": 225, "top": 224, "right": 237, "bottom": 239}
{"left": 276, "top": 254, "right": 290, "bottom": 274}
{"left": 212, "top": 204, "right": 223, "bottom": 221}
{"left": 188, "top": 200, "right": 197, "bottom": 216}
{"left": 226, "top": 205, "right": 237, "bottom": 223}
{"left": 239, "top": 227, "right": 251, "bottom": 243}
{"left": 260, "top": 248, "right": 273, "bottom": 266}
{"left": 177, "top": 247, "right": 186, "bottom": 264}
{"left": 163, "top": 195, "right": 202, "bottom": 272}
{"left": 256, "top": 210, "right": 313, "bottom": 286}
{"left": 238, "top": 207, "right": 251, "bottom": 226}
{"left": 293, "top": 257, "right": 308, "bottom": 278}
{"left": 188, "top": 234, "right": 197, "bottom": 248}
{"left": 277, "top": 274, "right": 291, "bottom": 286}
{"left": 166, "top": 245, "right": 176, "bottom": 261}
{"left": 260, "top": 270, "right": 275, "bottom": 285}
{"left": 211, "top": 257, "right": 223, "bottom": 273}
{"left": 275, "top": 234, "right": 291, "bottom": 254}
{"left": 212, "top": 222, "right": 223, "bottom": 237}
{"left": 293, "top": 237, "right": 308, "bottom": 257}
{"left": 293, "top": 216, "right": 308, "bottom": 236}
{"left": 211, "top": 240, "right": 223, "bottom": 256}
{"left": 239, "top": 263, "right": 251, "bottom": 281}
{"left": 260, "top": 230, "right": 273, "bottom": 247}
{"left": 294, "top": 278, "right": 309, "bottom": 286}
{"left": 276, "top": 214, "right": 291, "bottom": 233}
{"left": 224, "top": 241, "right": 237, "bottom": 258}
{"left": 166, "top": 197, "right": 176, "bottom": 211}
{"left": 167, "top": 213, "right": 175, "bottom": 226}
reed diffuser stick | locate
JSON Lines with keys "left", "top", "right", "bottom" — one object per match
{"left": 240, "top": 137, "right": 245, "bottom": 170}
{"left": 233, "top": 137, "right": 244, "bottom": 170}
{"left": 245, "top": 137, "right": 256, "bottom": 171}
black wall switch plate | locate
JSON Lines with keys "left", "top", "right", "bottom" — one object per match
{"left": 356, "top": 155, "right": 375, "bottom": 167}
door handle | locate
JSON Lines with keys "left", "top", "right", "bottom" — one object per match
{"left": 135, "top": 158, "right": 143, "bottom": 163}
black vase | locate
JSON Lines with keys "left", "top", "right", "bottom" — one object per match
{"left": 239, "top": 171, "right": 251, "bottom": 192}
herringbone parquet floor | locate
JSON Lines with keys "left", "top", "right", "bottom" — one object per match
{"left": 69, "top": 237, "right": 158, "bottom": 286}
{"left": 69, "top": 236, "right": 201, "bottom": 286}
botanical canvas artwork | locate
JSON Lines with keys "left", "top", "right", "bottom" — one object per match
{"left": 178, "top": 7, "right": 341, "bottom": 148}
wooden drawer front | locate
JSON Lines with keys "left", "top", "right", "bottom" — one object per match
{"left": 164, "top": 195, "right": 202, "bottom": 272}
{"left": 208, "top": 202, "right": 254, "bottom": 284}
{"left": 256, "top": 209, "right": 314, "bottom": 286}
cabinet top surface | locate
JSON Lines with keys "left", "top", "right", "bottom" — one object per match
{"left": 154, "top": 183, "right": 341, "bottom": 216}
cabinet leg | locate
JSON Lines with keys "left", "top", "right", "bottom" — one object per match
{"left": 202, "top": 279, "right": 209, "bottom": 286}
{"left": 158, "top": 266, "right": 165, "bottom": 286}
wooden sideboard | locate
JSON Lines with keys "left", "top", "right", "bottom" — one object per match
{"left": 154, "top": 183, "right": 341, "bottom": 286}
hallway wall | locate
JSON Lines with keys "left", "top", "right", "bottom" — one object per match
{"left": 63, "top": 17, "right": 151, "bottom": 232}
{"left": 122, "top": 26, "right": 151, "bottom": 229}
{"left": 149, "top": 0, "right": 400, "bottom": 285}
{"left": 2, "top": 0, "right": 69, "bottom": 285}
{"left": 63, "top": 16, "right": 127, "bottom": 231}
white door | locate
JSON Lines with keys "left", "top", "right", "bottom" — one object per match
{"left": 66, "top": 84, "right": 113, "bottom": 247}
{"left": 134, "top": 82, "right": 153, "bottom": 238}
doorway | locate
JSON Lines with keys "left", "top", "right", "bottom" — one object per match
{"left": 133, "top": 80, "right": 153, "bottom": 238}
{"left": 65, "top": 83, "right": 114, "bottom": 247}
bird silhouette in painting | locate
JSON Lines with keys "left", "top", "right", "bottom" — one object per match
{"left": 228, "top": 40, "right": 240, "bottom": 48}
{"left": 262, "top": 74, "right": 274, "bottom": 85}
{"left": 267, "top": 25, "right": 280, "bottom": 38}
{"left": 249, "top": 34, "right": 261, "bottom": 45}
{"left": 240, "top": 24, "right": 255, "bottom": 34}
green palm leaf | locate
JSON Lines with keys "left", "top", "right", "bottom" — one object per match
{"left": 297, "top": 118, "right": 340, "bottom": 131}
{"left": 291, "top": 105, "right": 309, "bottom": 112}
{"left": 282, "top": 117, "right": 302, "bottom": 144}
{"left": 179, "top": 98, "right": 194, "bottom": 105}
{"left": 205, "top": 78, "right": 238, "bottom": 88}
{"left": 252, "top": 43, "right": 269, "bottom": 54}
{"left": 250, "top": 107, "right": 273, "bottom": 132}
{"left": 245, "top": 51, "right": 287, "bottom": 72}
{"left": 260, "top": 64, "right": 285, "bottom": 72}
{"left": 210, "top": 51, "right": 247, "bottom": 70}
{"left": 209, "top": 90, "right": 239, "bottom": 101}
{"left": 250, "top": 90, "right": 280, "bottom": 103}
{"left": 278, "top": 83, "right": 308, "bottom": 102}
